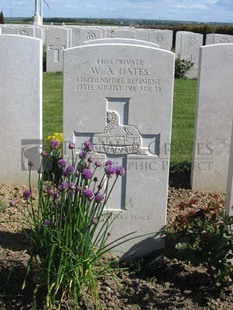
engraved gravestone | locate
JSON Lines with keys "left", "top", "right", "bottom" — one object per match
{"left": 148, "top": 30, "right": 173, "bottom": 51}
{"left": 175, "top": 31, "right": 203, "bottom": 78}
{"left": 192, "top": 44, "right": 233, "bottom": 192}
{"left": 45, "top": 27, "right": 69, "bottom": 72}
{"left": 0, "top": 35, "right": 42, "bottom": 185}
{"left": 71, "top": 27, "right": 102, "bottom": 47}
{"left": 1, "top": 26, "right": 35, "bottom": 37}
{"left": 63, "top": 43, "right": 174, "bottom": 257}
{"left": 206, "top": 34, "right": 233, "bottom": 45}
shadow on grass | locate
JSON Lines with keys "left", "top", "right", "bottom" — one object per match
{"left": 169, "top": 162, "right": 191, "bottom": 189}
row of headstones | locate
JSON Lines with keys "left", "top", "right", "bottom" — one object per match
{"left": 1, "top": 34, "right": 233, "bottom": 258}
{"left": 1, "top": 24, "right": 233, "bottom": 78}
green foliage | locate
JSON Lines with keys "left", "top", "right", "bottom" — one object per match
{"left": 0, "top": 199, "right": 7, "bottom": 212}
{"left": 43, "top": 132, "right": 63, "bottom": 183}
{"left": 170, "top": 78, "right": 197, "bottom": 171}
{"left": 0, "top": 11, "right": 4, "bottom": 24}
{"left": 21, "top": 141, "right": 135, "bottom": 309}
{"left": 43, "top": 72, "right": 63, "bottom": 139}
{"left": 175, "top": 56, "right": 194, "bottom": 79}
{"left": 167, "top": 195, "right": 233, "bottom": 285}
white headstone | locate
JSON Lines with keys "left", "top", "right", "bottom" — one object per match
{"left": 34, "top": 26, "right": 44, "bottom": 41}
{"left": 45, "top": 27, "right": 69, "bottom": 72}
{"left": 192, "top": 44, "right": 233, "bottom": 192}
{"left": 84, "top": 38, "right": 159, "bottom": 48}
{"left": 175, "top": 31, "right": 203, "bottom": 78}
{"left": 107, "top": 28, "right": 136, "bottom": 39}
{"left": 71, "top": 27, "right": 103, "bottom": 47}
{"left": 206, "top": 33, "right": 233, "bottom": 45}
{"left": 148, "top": 30, "right": 173, "bottom": 51}
{"left": 1, "top": 26, "right": 35, "bottom": 37}
{"left": 63, "top": 43, "right": 175, "bottom": 258}
{"left": 0, "top": 35, "right": 42, "bottom": 185}
{"left": 135, "top": 30, "right": 149, "bottom": 41}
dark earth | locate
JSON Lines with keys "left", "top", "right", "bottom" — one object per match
{"left": 0, "top": 171, "right": 233, "bottom": 309}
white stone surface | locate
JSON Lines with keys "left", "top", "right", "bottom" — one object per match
{"left": 175, "top": 31, "right": 203, "bottom": 78}
{"left": 135, "top": 30, "right": 149, "bottom": 41}
{"left": 206, "top": 33, "right": 233, "bottom": 45}
{"left": 106, "top": 28, "right": 136, "bottom": 38}
{"left": 148, "top": 30, "right": 173, "bottom": 51}
{"left": 83, "top": 38, "right": 159, "bottom": 48}
{"left": 225, "top": 120, "right": 233, "bottom": 216}
{"left": 1, "top": 26, "right": 35, "bottom": 37}
{"left": 71, "top": 27, "right": 102, "bottom": 47}
{"left": 0, "top": 35, "right": 42, "bottom": 185}
{"left": 191, "top": 44, "right": 233, "bottom": 192}
{"left": 63, "top": 43, "right": 175, "bottom": 258}
{"left": 45, "top": 27, "right": 69, "bottom": 72}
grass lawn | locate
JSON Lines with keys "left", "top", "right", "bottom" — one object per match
{"left": 43, "top": 72, "right": 63, "bottom": 138}
{"left": 43, "top": 72, "right": 197, "bottom": 170}
{"left": 171, "top": 78, "right": 197, "bottom": 170}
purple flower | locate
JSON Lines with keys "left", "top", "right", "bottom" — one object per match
{"left": 95, "top": 193, "right": 104, "bottom": 203}
{"left": 59, "top": 182, "right": 68, "bottom": 191}
{"left": 84, "top": 140, "right": 93, "bottom": 151}
{"left": 50, "top": 139, "right": 59, "bottom": 149}
{"left": 28, "top": 161, "right": 34, "bottom": 167}
{"left": 83, "top": 188, "right": 94, "bottom": 200}
{"left": 44, "top": 219, "right": 50, "bottom": 226}
{"left": 105, "top": 160, "right": 113, "bottom": 166}
{"left": 95, "top": 160, "right": 102, "bottom": 168}
{"left": 115, "top": 166, "right": 125, "bottom": 176}
{"left": 41, "top": 150, "right": 48, "bottom": 158}
{"left": 23, "top": 189, "right": 32, "bottom": 200}
{"left": 47, "top": 188, "right": 54, "bottom": 197}
{"left": 82, "top": 169, "right": 93, "bottom": 180}
{"left": 65, "top": 165, "right": 75, "bottom": 175}
{"left": 104, "top": 165, "right": 116, "bottom": 177}
{"left": 9, "top": 199, "right": 16, "bottom": 207}
{"left": 57, "top": 158, "right": 66, "bottom": 168}
{"left": 68, "top": 142, "right": 75, "bottom": 149}
{"left": 53, "top": 192, "right": 59, "bottom": 199}
{"left": 69, "top": 182, "right": 75, "bottom": 190}
{"left": 92, "top": 217, "right": 98, "bottom": 225}
{"left": 76, "top": 185, "right": 82, "bottom": 192}
{"left": 88, "top": 156, "right": 93, "bottom": 163}
{"left": 79, "top": 151, "right": 87, "bottom": 159}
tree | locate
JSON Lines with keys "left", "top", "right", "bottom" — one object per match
{"left": 0, "top": 11, "right": 4, "bottom": 24}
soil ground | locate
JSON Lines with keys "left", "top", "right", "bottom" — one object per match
{"left": 0, "top": 172, "right": 232, "bottom": 309}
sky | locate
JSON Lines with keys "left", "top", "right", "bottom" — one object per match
{"left": 0, "top": 0, "right": 233, "bottom": 23}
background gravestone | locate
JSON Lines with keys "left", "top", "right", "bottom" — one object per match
{"left": 148, "top": 30, "right": 173, "bottom": 51}
{"left": 71, "top": 27, "right": 102, "bottom": 47}
{"left": 63, "top": 43, "right": 175, "bottom": 257}
{"left": 0, "top": 35, "right": 42, "bottom": 185}
{"left": 83, "top": 38, "right": 159, "bottom": 48}
{"left": 135, "top": 30, "right": 149, "bottom": 41}
{"left": 175, "top": 31, "right": 203, "bottom": 78}
{"left": 192, "top": 44, "right": 233, "bottom": 192}
{"left": 1, "top": 26, "right": 35, "bottom": 37}
{"left": 45, "top": 27, "right": 70, "bottom": 72}
{"left": 107, "top": 28, "right": 136, "bottom": 38}
{"left": 206, "top": 34, "right": 233, "bottom": 45}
